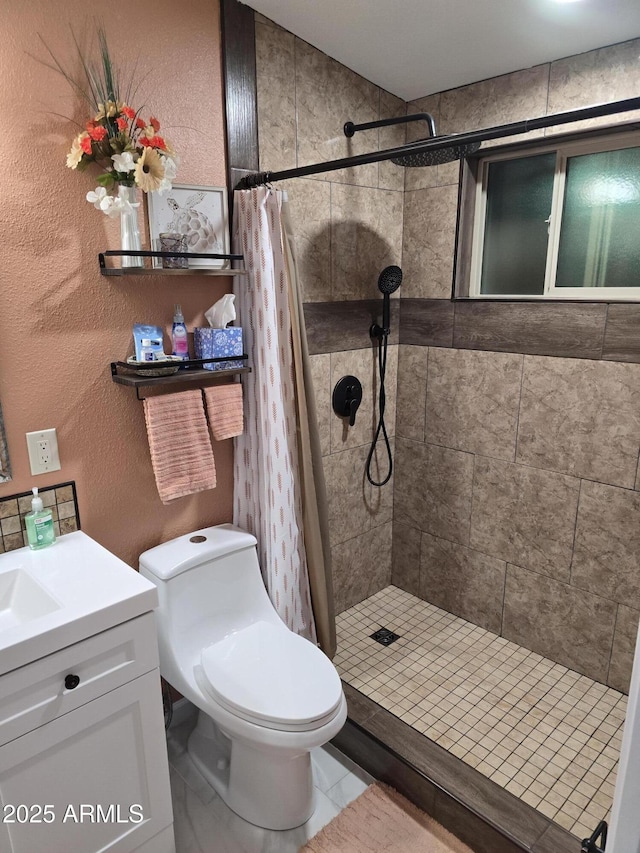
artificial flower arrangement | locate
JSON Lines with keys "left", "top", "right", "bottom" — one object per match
{"left": 43, "top": 28, "right": 178, "bottom": 217}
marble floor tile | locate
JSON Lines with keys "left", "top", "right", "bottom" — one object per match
{"left": 167, "top": 714, "right": 370, "bottom": 853}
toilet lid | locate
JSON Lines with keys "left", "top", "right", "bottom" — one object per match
{"left": 200, "top": 621, "right": 343, "bottom": 730}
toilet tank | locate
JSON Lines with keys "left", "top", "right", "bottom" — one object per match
{"left": 139, "top": 524, "right": 277, "bottom": 654}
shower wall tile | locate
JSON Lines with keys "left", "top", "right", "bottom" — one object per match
{"left": 330, "top": 183, "right": 404, "bottom": 301}
{"left": 404, "top": 93, "right": 442, "bottom": 192}
{"left": 391, "top": 521, "right": 421, "bottom": 596}
{"left": 282, "top": 178, "right": 331, "bottom": 302}
{"left": 602, "top": 304, "right": 640, "bottom": 365}
{"left": 323, "top": 445, "right": 370, "bottom": 546}
{"left": 453, "top": 301, "right": 607, "bottom": 360}
{"left": 572, "top": 480, "right": 640, "bottom": 608}
{"left": 393, "top": 438, "right": 474, "bottom": 545}
{"left": 304, "top": 300, "right": 400, "bottom": 355}
{"left": 332, "top": 522, "right": 392, "bottom": 613}
{"left": 516, "top": 356, "right": 640, "bottom": 489}
{"left": 366, "top": 437, "right": 395, "bottom": 528}
{"left": 502, "top": 564, "right": 617, "bottom": 684}
{"left": 295, "top": 38, "right": 379, "bottom": 188}
{"left": 399, "top": 298, "right": 455, "bottom": 348}
{"left": 395, "top": 345, "right": 428, "bottom": 442}
{"left": 402, "top": 184, "right": 458, "bottom": 299}
{"left": 378, "top": 89, "right": 406, "bottom": 192}
{"left": 470, "top": 457, "right": 580, "bottom": 583}
{"left": 425, "top": 348, "right": 522, "bottom": 461}
{"left": 547, "top": 39, "right": 640, "bottom": 134}
{"left": 309, "top": 352, "right": 331, "bottom": 456}
{"left": 419, "top": 532, "right": 506, "bottom": 634}
{"left": 439, "top": 65, "right": 549, "bottom": 146}
{"left": 255, "top": 20, "right": 297, "bottom": 173}
{"left": 608, "top": 605, "right": 639, "bottom": 694}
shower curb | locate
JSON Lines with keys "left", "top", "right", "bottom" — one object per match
{"left": 332, "top": 682, "right": 579, "bottom": 853}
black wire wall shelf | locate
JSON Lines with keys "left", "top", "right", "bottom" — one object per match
{"left": 99, "top": 250, "right": 246, "bottom": 276}
{"left": 111, "top": 355, "right": 250, "bottom": 400}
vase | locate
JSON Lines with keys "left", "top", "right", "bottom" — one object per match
{"left": 118, "top": 185, "right": 143, "bottom": 268}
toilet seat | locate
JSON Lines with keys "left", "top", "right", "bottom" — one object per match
{"left": 199, "top": 620, "right": 343, "bottom": 733}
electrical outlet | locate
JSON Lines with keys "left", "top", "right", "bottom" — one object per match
{"left": 26, "top": 429, "right": 61, "bottom": 475}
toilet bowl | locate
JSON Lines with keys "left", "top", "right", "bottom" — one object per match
{"left": 139, "top": 524, "right": 347, "bottom": 830}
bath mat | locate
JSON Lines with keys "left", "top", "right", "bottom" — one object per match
{"left": 300, "top": 782, "right": 473, "bottom": 853}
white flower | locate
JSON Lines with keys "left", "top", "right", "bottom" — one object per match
{"left": 156, "top": 155, "right": 177, "bottom": 196}
{"left": 86, "top": 187, "right": 140, "bottom": 218}
{"left": 86, "top": 187, "right": 109, "bottom": 209}
{"left": 111, "top": 151, "right": 136, "bottom": 173}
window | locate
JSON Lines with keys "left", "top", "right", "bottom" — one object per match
{"left": 460, "top": 132, "right": 640, "bottom": 300}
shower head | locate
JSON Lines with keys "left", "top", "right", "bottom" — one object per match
{"left": 390, "top": 141, "right": 481, "bottom": 167}
{"left": 344, "top": 113, "right": 480, "bottom": 168}
{"left": 378, "top": 265, "right": 403, "bottom": 295}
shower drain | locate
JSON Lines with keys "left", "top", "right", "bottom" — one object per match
{"left": 370, "top": 627, "right": 401, "bottom": 646}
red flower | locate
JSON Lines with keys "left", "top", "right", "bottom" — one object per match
{"left": 86, "top": 120, "right": 97, "bottom": 132}
{"left": 88, "top": 125, "right": 107, "bottom": 141}
{"left": 80, "top": 134, "right": 93, "bottom": 155}
{"left": 121, "top": 105, "right": 135, "bottom": 119}
{"left": 149, "top": 135, "right": 167, "bottom": 150}
{"left": 149, "top": 116, "right": 160, "bottom": 132}
{"left": 116, "top": 116, "right": 128, "bottom": 131}
{"left": 136, "top": 117, "right": 145, "bottom": 129}
{"left": 139, "top": 136, "right": 151, "bottom": 147}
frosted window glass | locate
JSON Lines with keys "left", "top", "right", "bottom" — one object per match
{"left": 556, "top": 147, "right": 640, "bottom": 288}
{"left": 480, "top": 153, "right": 555, "bottom": 295}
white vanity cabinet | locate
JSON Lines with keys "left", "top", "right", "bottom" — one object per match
{"left": 0, "top": 533, "right": 175, "bottom": 853}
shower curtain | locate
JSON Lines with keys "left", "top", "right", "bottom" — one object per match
{"left": 232, "top": 187, "right": 336, "bottom": 657}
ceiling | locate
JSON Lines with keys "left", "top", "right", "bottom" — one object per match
{"left": 247, "top": 0, "right": 640, "bottom": 102}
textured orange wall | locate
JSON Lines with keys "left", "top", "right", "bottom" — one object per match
{"left": 0, "top": 0, "right": 233, "bottom": 565}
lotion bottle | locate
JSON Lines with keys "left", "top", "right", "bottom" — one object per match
{"left": 172, "top": 304, "right": 189, "bottom": 360}
{"left": 25, "top": 487, "right": 56, "bottom": 550}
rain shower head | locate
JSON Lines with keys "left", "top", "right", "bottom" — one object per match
{"left": 390, "top": 141, "right": 480, "bottom": 167}
{"left": 344, "top": 112, "right": 480, "bottom": 167}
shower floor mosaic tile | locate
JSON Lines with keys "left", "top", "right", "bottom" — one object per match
{"left": 335, "top": 585, "right": 627, "bottom": 840}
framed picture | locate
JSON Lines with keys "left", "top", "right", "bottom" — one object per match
{"left": 147, "top": 184, "right": 229, "bottom": 269}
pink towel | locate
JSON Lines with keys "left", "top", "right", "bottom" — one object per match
{"left": 143, "top": 390, "right": 217, "bottom": 503}
{"left": 204, "top": 384, "right": 244, "bottom": 441}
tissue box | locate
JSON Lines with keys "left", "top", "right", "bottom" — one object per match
{"left": 194, "top": 327, "right": 244, "bottom": 371}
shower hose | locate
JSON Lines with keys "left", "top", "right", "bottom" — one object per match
{"left": 365, "top": 331, "right": 393, "bottom": 487}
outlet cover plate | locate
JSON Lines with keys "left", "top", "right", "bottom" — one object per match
{"left": 26, "top": 429, "right": 61, "bottom": 476}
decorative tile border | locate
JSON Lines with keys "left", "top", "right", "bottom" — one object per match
{"left": 0, "top": 481, "right": 80, "bottom": 553}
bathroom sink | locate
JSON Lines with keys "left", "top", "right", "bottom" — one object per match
{"left": 0, "top": 531, "right": 158, "bottom": 675}
{"left": 0, "top": 568, "right": 61, "bottom": 630}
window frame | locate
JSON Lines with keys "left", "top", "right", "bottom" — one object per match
{"left": 458, "top": 129, "right": 640, "bottom": 302}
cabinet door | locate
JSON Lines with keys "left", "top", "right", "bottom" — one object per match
{"left": 0, "top": 670, "right": 174, "bottom": 853}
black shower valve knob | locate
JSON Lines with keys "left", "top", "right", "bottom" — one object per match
{"left": 332, "top": 375, "right": 363, "bottom": 428}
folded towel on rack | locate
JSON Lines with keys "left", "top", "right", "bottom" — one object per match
{"left": 143, "top": 390, "right": 217, "bottom": 503}
{"left": 203, "top": 383, "right": 244, "bottom": 441}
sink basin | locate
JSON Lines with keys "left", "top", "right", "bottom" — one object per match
{"left": 0, "top": 569, "right": 61, "bottom": 630}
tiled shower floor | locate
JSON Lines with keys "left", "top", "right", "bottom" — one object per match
{"left": 335, "top": 585, "right": 627, "bottom": 840}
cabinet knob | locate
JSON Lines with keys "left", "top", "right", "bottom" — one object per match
{"left": 64, "top": 674, "right": 80, "bottom": 690}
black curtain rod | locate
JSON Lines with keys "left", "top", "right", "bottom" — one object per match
{"left": 235, "top": 95, "right": 640, "bottom": 190}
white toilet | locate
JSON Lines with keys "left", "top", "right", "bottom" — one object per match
{"left": 139, "top": 523, "right": 347, "bottom": 830}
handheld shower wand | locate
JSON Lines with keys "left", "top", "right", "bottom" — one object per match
{"left": 370, "top": 265, "right": 403, "bottom": 339}
{"left": 366, "top": 266, "right": 403, "bottom": 487}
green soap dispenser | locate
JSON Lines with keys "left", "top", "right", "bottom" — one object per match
{"left": 25, "top": 487, "right": 56, "bottom": 550}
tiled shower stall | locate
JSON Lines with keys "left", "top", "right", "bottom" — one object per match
{"left": 254, "top": 11, "right": 640, "bottom": 842}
